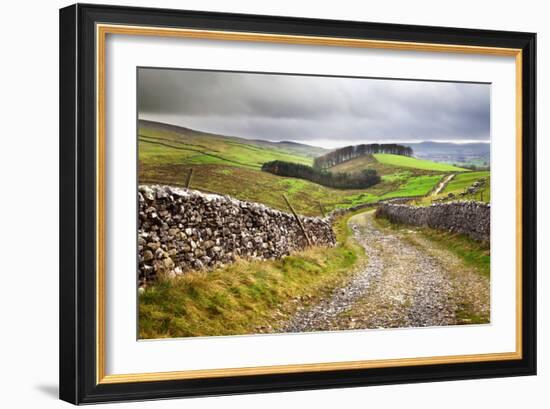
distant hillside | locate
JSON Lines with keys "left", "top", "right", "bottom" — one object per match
{"left": 330, "top": 154, "right": 404, "bottom": 176}
{"left": 138, "top": 121, "right": 467, "bottom": 216}
{"left": 139, "top": 120, "right": 328, "bottom": 159}
{"left": 404, "top": 141, "right": 490, "bottom": 167}
{"left": 330, "top": 153, "right": 466, "bottom": 175}
{"left": 139, "top": 120, "right": 315, "bottom": 170}
{"left": 372, "top": 153, "right": 467, "bottom": 172}
{"left": 313, "top": 143, "right": 413, "bottom": 169}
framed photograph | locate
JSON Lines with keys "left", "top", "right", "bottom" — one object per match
{"left": 59, "top": 3, "right": 536, "bottom": 404}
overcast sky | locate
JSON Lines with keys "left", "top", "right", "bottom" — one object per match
{"left": 138, "top": 68, "right": 490, "bottom": 148}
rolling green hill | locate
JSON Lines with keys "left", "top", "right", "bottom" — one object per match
{"left": 139, "top": 120, "right": 326, "bottom": 167}
{"left": 139, "top": 121, "right": 472, "bottom": 215}
{"left": 372, "top": 153, "right": 467, "bottom": 172}
{"left": 329, "top": 153, "right": 467, "bottom": 176}
{"left": 412, "top": 170, "right": 490, "bottom": 206}
{"left": 329, "top": 154, "right": 392, "bottom": 175}
{"left": 442, "top": 171, "right": 490, "bottom": 202}
{"left": 443, "top": 171, "right": 490, "bottom": 194}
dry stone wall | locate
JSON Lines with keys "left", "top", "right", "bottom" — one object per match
{"left": 375, "top": 201, "right": 490, "bottom": 242}
{"left": 138, "top": 185, "right": 335, "bottom": 283}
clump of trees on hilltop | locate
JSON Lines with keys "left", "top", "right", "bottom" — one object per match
{"left": 313, "top": 143, "right": 413, "bottom": 169}
{"left": 261, "top": 160, "right": 380, "bottom": 190}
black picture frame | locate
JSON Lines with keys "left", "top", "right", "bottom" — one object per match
{"left": 60, "top": 3, "right": 536, "bottom": 405}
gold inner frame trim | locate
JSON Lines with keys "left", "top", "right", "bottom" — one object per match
{"left": 96, "top": 23, "right": 523, "bottom": 385}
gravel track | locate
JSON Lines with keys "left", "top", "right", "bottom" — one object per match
{"left": 282, "top": 210, "right": 489, "bottom": 332}
{"left": 431, "top": 173, "right": 456, "bottom": 196}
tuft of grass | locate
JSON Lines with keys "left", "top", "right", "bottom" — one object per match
{"left": 455, "top": 310, "right": 489, "bottom": 325}
{"left": 139, "top": 211, "right": 366, "bottom": 339}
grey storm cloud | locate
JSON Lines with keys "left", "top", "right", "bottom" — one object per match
{"left": 138, "top": 68, "right": 490, "bottom": 147}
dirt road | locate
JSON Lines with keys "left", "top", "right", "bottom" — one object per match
{"left": 283, "top": 210, "right": 489, "bottom": 332}
{"left": 431, "top": 173, "right": 455, "bottom": 196}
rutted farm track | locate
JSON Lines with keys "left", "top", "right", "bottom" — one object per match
{"left": 282, "top": 210, "right": 490, "bottom": 332}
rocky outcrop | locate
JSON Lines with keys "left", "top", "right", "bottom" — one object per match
{"left": 375, "top": 201, "right": 490, "bottom": 242}
{"left": 138, "top": 185, "right": 335, "bottom": 283}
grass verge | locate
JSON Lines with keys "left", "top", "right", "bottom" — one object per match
{"left": 139, "top": 211, "right": 366, "bottom": 339}
{"left": 375, "top": 217, "right": 490, "bottom": 278}
{"left": 415, "top": 228, "right": 490, "bottom": 279}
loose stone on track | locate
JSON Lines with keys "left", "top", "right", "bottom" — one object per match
{"left": 282, "top": 210, "right": 489, "bottom": 332}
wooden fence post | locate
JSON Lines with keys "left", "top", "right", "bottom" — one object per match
{"left": 318, "top": 201, "right": 326, "bottom": 218}
{"left": 185, "top": 168, "right": 194, "bottom": 189}
{"left": 283, "top": 194, "right": 312, "bottom": 247}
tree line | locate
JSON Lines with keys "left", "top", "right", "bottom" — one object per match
{"left": 262, "top": 160, "right": 381, "bottom": 190}
{"left": 313, "top": 143, "right": 413, "bottom": 169}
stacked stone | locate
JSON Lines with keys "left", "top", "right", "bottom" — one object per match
{"left": 138, "top": 185, "right": 335, "bottom": 284}
{"left": 435, "top": 178, "right": 488, "bottom": 202}
{"left": 375, "top": 201, "right": 490, "bottom": 242}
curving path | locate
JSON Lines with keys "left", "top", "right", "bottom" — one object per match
{"left": 282, "top": 210, "right": 489, "bottom": 332}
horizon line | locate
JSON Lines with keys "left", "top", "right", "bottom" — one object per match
{"left": 138, "top": 118, "right": 491, "bottom": 148}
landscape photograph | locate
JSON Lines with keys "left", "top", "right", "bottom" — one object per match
{"left": 137, "top": 68, "right": 491, "bottom": 339}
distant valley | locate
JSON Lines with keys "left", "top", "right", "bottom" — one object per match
{"left": 403, "top": 141, "right": 490, "bottom": 169}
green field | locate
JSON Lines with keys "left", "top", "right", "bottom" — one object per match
{"left": 380, "top": 175, "right": 444, "bottom": 199}
{"left": 373, "top": 153, "right": 467, "bottom": 172}
{"left": 443, "top": 171, "right": 490, "bottom": 196}
{"left": 413, "top": 170, "right": 490, "bottom": 206}
{"left": 330, "top": 174, "right": 445, "bottom": 209}
{"left": 139, "top": 124, "right": 314, "bottom": 169}
{"left": 139, "top": 121, "right": 477, "bottom": 215}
